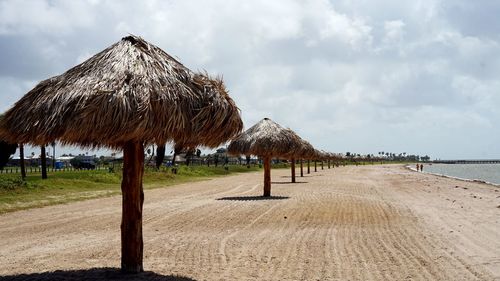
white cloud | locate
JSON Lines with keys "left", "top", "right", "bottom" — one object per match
{"left": 0, "top": 0, "right": 499, "bottom": 159}
{"left": 0, "top": 0, "right": 95, "bottom": 35}
{"left": 319, "top": 12, "right": 373, "bottom": 49}
{"left": 383, "top": 20, "right": 405, "bottom": 44}
{"left": 0, "top": 77, "right": 37, "bottom": 112}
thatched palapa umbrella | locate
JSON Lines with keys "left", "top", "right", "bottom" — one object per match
{"left": 228, "top": 118, "right": 303, "bottom": 196}
{"left": 279, "top": 131, "right": 314, "bottom": 183}
{"left": 0, "top": 35, "right": 242, "bottom": 273}
{"left": 283, "top": 137, "right": 314, "bottom": 181}
{"left": 313, "top": 149, "right": 323, "bottom": 172}
{"left": 296, "top": 139, "right": 315, "bottom": 178}
{"left": 327, "top": 152, "right": 339, "bottom": 168}
{"left": 319, "top": 150, "right": 328, "bottom": 170}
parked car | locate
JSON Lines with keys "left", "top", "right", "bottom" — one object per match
{"left": 70, "top": 156, "right": 97, "bottom": 170}
{"left": 76, "top": 161, "right": 96, "bottom": 170}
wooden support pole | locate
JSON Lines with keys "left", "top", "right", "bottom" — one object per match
{"left": 19, "top": 143, "right": 26, "bottom": 180}
{"left": 41, "top": 145, "right": 47, "bottom": 179}
{"left": 307, "top": 160, "right": 310, "bottom": 174}
{"left": 263, "top": 156, "right": 271, "bottom": 197}
{"left": 300, "top": 159, "right": 304, "bottom": 177}
{"left": 314, "top": 160, "right": 317, "bottom": 172}
{"left": 291, "top": 158, "right": 296, "bottom": 183}
{"left": 121, "top": 141, "right": 145, "bottom": 273}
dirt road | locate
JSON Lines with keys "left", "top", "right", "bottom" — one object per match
{"left": 0, "top": 165, "right": 498, "bottom": 280}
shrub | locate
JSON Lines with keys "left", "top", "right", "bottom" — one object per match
{"left": 0, "top": 176, "right": 27, "bottom": 190}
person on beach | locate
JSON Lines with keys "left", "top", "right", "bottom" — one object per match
{"left": 420, "top": 164, "right": 424, "bottom": 172}
{"left": 416, "top": 163, "right": 420, "bottom": 171}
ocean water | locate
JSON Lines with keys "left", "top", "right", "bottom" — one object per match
{"left": 422, "top": 163, "right": 500, "bottom": 185}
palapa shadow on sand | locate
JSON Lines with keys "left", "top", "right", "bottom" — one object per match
{"left": 0, "top": 268, "right": 196, "bottom": 281}
{"left": 281, "top": 175, "right": 314, "bottom": 178}
{"left": 271, "top": 181, "right": 308, "bottom": 184}
{"left": 216, "top": 195, "right": 290, "bottom": 201}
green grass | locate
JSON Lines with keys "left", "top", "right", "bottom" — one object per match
{"left": 0, "top": 164, "right": 268, "bottom": 214}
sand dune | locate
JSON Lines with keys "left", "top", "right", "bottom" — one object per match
{"left": 0, "top": 165, "right": 498, "bottom": 280}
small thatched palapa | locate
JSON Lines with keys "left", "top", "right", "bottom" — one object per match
{"left": 285, "top": 138, "right": 315, "bottom": 159}
{"left": 0, "top": 36, "right": 242, "bottom": 149}
{"left": 228, "top": 118, "right": 303, "bottom": 157}
{"left": 282, "top": 136, "right": 315, "bottom": 182}
{"left": 293, "top": 139, "right": 315, "bottom": 178}
{"left": 0, "top": 35, "right": 242, "bottom": 273}
{"left": 228, "top": 118, "right": 304, "bottom": 196}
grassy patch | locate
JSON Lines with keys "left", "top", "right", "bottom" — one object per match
{"left": 0, "top": 164, "right": 267, "bottom": 214}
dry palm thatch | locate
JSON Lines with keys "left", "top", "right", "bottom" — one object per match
{"left": 0, "top": 35, "right": 242, "bottom": 148}
{"left": 292, "top": 139, "right": 315, "bottom": 178}
{"left": 310, "top": 148, "right": 323, "bottom": 172}
{"left": 227, "top": 118, "right": 303, "bottom": 157}
{"left": 325, "top": 152, "right": 335, "bottom": 160}
{"left": 330, "top": 153, "right": 344, "bottom": 161}
{"left": 294, "top": 139, "right": 315, "bottom": 159}
{"left": 327, "top": 152, "right": 341, "bottom": 165}
{"left": 0, "top": 35, "right": 242, "bottom": 273}
{"left": 322, "top": 152, "right": 337, "bottom": 169}
{"left": 312, "top": 149, "right": 324, "bottom": 160}
{"left": 281, "top": 137, "right": 316, "bottom": 182}
{"left": 280, "top": 137, "right": 310, "bottom": 184}
{"left": 0, "top": 114, "right": 17, "bottom": 170}
{"left": 321, "top": 151, "right": 329, "bottom": 159}
{"left": 319, "top": 150, "right": 329, "bottom": 170}
{"left": 228, "top": 118, "right": 304, "bottom": 196}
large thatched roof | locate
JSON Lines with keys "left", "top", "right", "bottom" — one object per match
{"left": 281, "top": 137, "right": 315, "bottom": 159}
{"left": 313, "top": 149, "right": 326, "bottom": 160}
{"left": 0, "top": 35, "right": 242, "bottom": 148}
{"left": 228, "top": 118, "right": 304, "bottom": 157}
{"left": 295, "top": 139, "right": 316, "bottom": 159}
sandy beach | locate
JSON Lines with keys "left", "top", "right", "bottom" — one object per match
{"left": 0, "top": 164, "right": 498, "bottom": 280}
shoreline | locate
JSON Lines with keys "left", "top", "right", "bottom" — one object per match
{"left": 405, "top": 164, "right": 500, "bottom": 188}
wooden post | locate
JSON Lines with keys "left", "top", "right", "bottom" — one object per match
{"left": 52, "top": 142, "right": 56, "bottom": 169}
{"left": 314, "top": 160, "right": 317, "bottom": 172}
{"left": 41, "top": 145, "right": 47, "bottom": 179}
{"left": 300, "top": 159, "right": 304, "bottom": 177}
{"left": 307, "top": 160, "right": 310, "bottom": 174}
{"left": 263, "top": 156, "right": 271, "bottom": 197}
{"left": 291, "top": 158, "right": 296, "bottom": 183}
{"left": 19, "top": 143, "right": 26, "bottom": 180}
{"left": 328, "top": 160, "right": 330, "bottom": 169}
{"left": 321, "top": 161, "right": 324, "bottom": 170}
{"left": 121, "top": 141, "right": 145, "bottom": 273}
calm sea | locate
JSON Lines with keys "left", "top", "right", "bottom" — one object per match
{"left": 422, "top": 163, "right": 500, "bottom": 185}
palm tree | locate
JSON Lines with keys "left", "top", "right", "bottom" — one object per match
{"left": 51, "top": 142, "right": 56, "bottom": 168}
{"left": 245, "top": 155, "right": 251, "bottom": 168}
{"left": 0, "top": 141, "right": 17, "bottom": 170}
{"left": 41, "top": 145, "right": 47, "bottom": 179}
{"left": 171, "top": 144, "right": 183, "bottom": 167}
{"left": 19, "top": 143, "right": 26, "bottom": 179}
{"left": 155, "top": 145, "right": 166, "bottom": 170}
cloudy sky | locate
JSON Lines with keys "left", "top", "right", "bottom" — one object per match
{"left": 1, "top": 0, "right": 499, "bottom": 159}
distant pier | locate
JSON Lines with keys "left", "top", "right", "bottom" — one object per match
{"left": 432, "top": 159, "right": 500, "bottom": 164}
